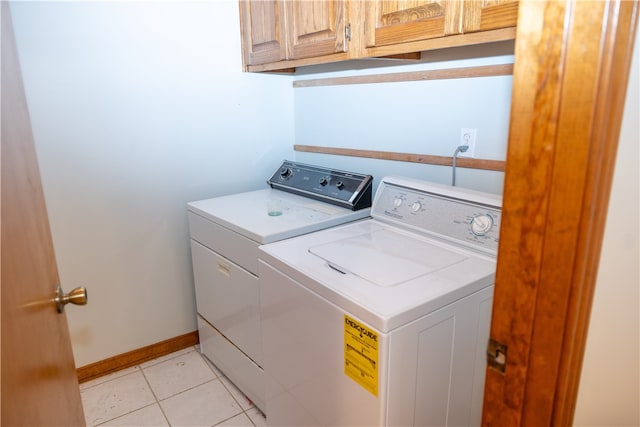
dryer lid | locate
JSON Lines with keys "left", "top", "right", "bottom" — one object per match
{"left": 309, "top": 229, "right": 466, "bottom": 287}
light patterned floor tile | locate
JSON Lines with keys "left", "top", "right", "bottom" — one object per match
{"left": 200, "top": 352, "right": 224, "bottom": 377}
{"left": 159, "top": 380, "right": 243, "bottom": 427}
{"left": 97, "top": 403, "right": 169, "bottom": 426}
{"left": 142, "top": 350, "right": 217, "bottom": 400}
{"left": 214, "top": 412, "right": 255, "bottom": 426}
{"left": 139, "top": 346, "right": 197, "bottom": 369}
{"left": 81, "top": 370, "right": 156, "bottom": 426}
{"left": 80, "top": 366, "right": 141, "bottom": 391}
{"left": 219, "top": 375, "right": 254, "bottom": 411}
{"left": 246, "top": 407, "right": 267, "bottom": 427}
{"left": 81, "top": 348, "right": 267, "bottom": 427}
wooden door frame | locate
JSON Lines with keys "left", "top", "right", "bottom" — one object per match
{"left": 483, "top": 0, "right": 638, "bottom": 425}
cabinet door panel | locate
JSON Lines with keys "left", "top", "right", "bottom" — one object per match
{"left": 240, "top": 0, "right": 286, "bottom": 66}
{"left": 287, "top": 0, "right": 347, "bottom": 60}
{"left": 365, "top": 0, "right": 462, "bottom": 48}
{"left": 462, "top": 0, "right": 518, "bottom": 33}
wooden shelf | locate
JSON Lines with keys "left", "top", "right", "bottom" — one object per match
{"left": 293, "top": 63, "right": 513, "bottom": 88}
{"left": 294, "top": 145, "right": 506, "bottom": 171}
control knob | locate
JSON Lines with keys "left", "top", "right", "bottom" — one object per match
{"left": 471, "top": 214, "right": 494, "bottom": 236}
{"left": 335, "top": 181, "right": 344, "bottom": 189}
{"left": 319, "top": 177, "right": 328, "bottom": 186}
{"left": 279, "top": 167, "right": 293, "bottom": 179}
{"left": 411, "top": 201, "right": 422, "bottom": 212}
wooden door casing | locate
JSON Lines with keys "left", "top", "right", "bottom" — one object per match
{"left": 0, "top": 3, "right": 86, "bottom": 425}
{"left": 482, "top": 0, "right": 638, "bottom": 425}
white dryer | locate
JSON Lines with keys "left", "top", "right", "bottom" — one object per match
{"left": 258, "top": 176, "right": 501, "bottom": 426}
{"left": 187, "top": 161, "right": 372, "bottom": 412}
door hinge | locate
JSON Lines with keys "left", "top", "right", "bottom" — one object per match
{"left": 345, "top": 23, "right": 351, "bottom": 42}
{"left": 487, "top": 338, "right": 507, "bottom": 374}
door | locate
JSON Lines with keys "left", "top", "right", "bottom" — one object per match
{"left": 286, "top": 0, "right": 348, "bottom": 60}
{"left": 1, "top": 3, "right": 86, "bottom": 426}
{"left": 364, "top": 0, "right": 463, "bottom": 48}
{"left": 239, "top": 0, "right": 287, "bottom": 67}
{"left": 461, "top": 0, "right": 519, "bottom": 33}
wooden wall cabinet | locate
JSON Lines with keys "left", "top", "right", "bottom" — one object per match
{"left": 239, "top": 0, "right": 518, "bottom": 72}
{"left": 286, "top": 0, "right": 348, "bottom": 60}
{"left": 240, "top": 0, "right": 350, "bottom": 70}
{"left": 364, "top": 1, "right": 464, "bottom": 49}
{"left": 462, "top": 0, "right": 520, "bottom": 32}
{"left": 239, "top": 1, "right": 287, "bottom": 67}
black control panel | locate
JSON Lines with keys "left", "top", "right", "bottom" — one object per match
{"left": 267, "top": 160, "right": 373, "bottom": 211}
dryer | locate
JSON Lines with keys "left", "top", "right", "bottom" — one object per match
{"left": 258, "top": 176, "right": 501, "bottom": 426}
{"left": 187, "top": 161, "right": 372, "bottom": 412}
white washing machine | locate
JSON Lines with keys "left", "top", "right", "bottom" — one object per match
{"left": 187, "top": 161, "right": 373, "bottom": 412}
{"left": 258, "top": 176, "right": 501, "bottom": 426}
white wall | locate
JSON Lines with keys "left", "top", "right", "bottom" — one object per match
{"left": 293, "top": 42, "right": 515, "bottom": 195}
{"left": 9, "top": 0, "right": 294, "bottom": 367}
{"left": 573, "top": 30, "right": 639, "bottom": 426}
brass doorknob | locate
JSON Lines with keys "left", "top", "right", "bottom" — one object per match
{"left": 54, "top": 284, "right": 88, "bottom": 313}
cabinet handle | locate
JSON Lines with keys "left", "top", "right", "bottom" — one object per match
{"left": 216, "top": 262, "right": 231, "bottom": 277}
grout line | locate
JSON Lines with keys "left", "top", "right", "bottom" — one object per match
{"left": 79, "top": 365, "right": 142, "bottom": 391}
{"left": 198, "top": 354, "right": 259, "bottom": 426}
{"left": 212, "top": 412, "right": 251, "bottom": 427}
{"left": 155, "top": 377, "right": 221, "bottom": 402}
{"left": 139, "top": 345, "right": 197, "bottom": 369}
{"left": 217, "top": 377, "right": 257, "bottom": 423}
{"left": 200, "top": 354, "right": 262, "bottom": 426}
{"left": 93, "top": 403, "right": 159, "bottom": 427}
{"left": 80, "top": 368, "right": 149, "bottom": 427}
{"left": 82, "top": 348, "right": 256, "bottom": 427}
{"left": 138, "top": 363, "right": 171, "bottom": 426}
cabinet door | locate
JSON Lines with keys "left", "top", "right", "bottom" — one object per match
{"left": 364, "top": 0, "right": 463, "bottom": 48}
{"left": 286, "top": 0, "right": 348, "bottom": 60}
{"left": 240, "top": 0, "right": 286, "bottom": 67}
{"left": 462, "top": 0, "right": 518, "bottom": 33}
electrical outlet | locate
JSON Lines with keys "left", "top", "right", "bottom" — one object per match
{"left": 459, "top": 128, "right": 477, "bottom": 157}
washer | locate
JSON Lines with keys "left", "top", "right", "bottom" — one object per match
{"left": 258, "top": 176, "right": 501, "bottom": 426}
{"left": 187, "top": 161, "right": 372, "bottom": 412}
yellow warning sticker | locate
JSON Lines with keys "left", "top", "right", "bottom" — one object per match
{"left": 344, "top": 314, "right": 378, "bottom": 396}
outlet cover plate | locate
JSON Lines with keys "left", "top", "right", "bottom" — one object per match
{"left": 459, "top": 128, "right": 477, "bottom": 157}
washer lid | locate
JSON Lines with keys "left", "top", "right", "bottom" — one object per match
{"left": 309, "top": 229, "right": 466, "bottom": 287}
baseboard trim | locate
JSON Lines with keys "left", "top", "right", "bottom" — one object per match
{"left": 77, "top": 331, "right": 199, "bottom": 383}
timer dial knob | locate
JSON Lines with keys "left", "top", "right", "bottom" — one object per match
{"left": 411, "top": 201, "right": 422, "bottom": 212}
{"left": 279, "top": 167, "right": 292, "bottom": 179}
{"left": 471, "top": 214, "right": 494, "bottom": 236}
{"left": 319, "top": 177, "right": 328, "bottom": 186}
{"left": 394, "top": 197, "right": 403, "bottom": 207}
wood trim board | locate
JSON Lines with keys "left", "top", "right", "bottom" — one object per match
{"left": 76, "top": 331, "right": 199, "bottom": 383}
{"left": 294, "top": 144, "right": 506, "bottom": 172}
{"left": 293, "top": 63, "right": 513, "bottom": 88}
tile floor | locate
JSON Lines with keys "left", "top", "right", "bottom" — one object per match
{"left": 80, "top": 346, "right": 266, "bottom": 427}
